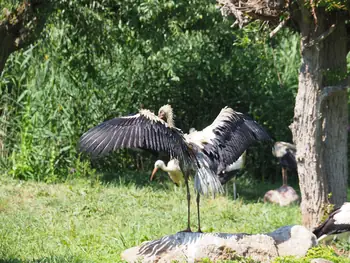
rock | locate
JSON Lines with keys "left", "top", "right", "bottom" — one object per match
{"left": 310, "top": 259, "right": 334, "bottom": 263}
{"left": 122, "top": 232, "right": 277, "bottom": 263}
{"left": 264, "top": 185, "right": 299, "bottom": 206}
{"left": 266, "top": 225, "right": 317, "bottom": 257}
{"left": 121, "top": 225, "right": 317, "bottom": 263}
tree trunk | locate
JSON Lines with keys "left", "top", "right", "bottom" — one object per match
{"left": 290, "top": 10, "right": 348, "bottom": 229}
{"left": 0, "top": 1, "right": 52, "bottom": 76}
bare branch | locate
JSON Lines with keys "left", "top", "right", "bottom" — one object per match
{"left": 269, "top": 16, "right": 290, "bottom": 38}
{"left": 217, "top": 0, "right": 285, "bottom": 27}
{"left": 320, "top": 81, "right": 350, "bottom": 103}
{"left": 303, "top": 24, "right": 336, "bottom": 48}
{"left": 315, "top": 78, "right": 350, "bottom": 120}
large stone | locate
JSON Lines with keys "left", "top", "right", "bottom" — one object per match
{"left": 121, "top": 225, "right": 317, "bottom": 263}
{"left": 266, "top": 225, "right": 317, "bottom": 257}
{"left": 264, "top": 185, "right": 299, "bottom": 206}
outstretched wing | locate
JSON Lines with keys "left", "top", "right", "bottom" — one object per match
{"left": 185, "top": 107, "right": 271, "bottom": 174}
{"left": 79, "top": 109, "right": 195, "bottom": 167}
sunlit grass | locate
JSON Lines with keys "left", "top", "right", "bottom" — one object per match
{"left": 0, "top": 175, "right": 347, "bottom": 262}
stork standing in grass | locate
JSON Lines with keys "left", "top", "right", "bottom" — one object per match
{"left": 272, "top": 141, "right": 297, "bottom": 186}
{"left": 151, "top": 151, "right": 246, "bottom": 199}
{"left": 151, "top": 128, "right": 246, "bottom": 187}
{"left": 79, "top": 104, "right": 271, "bottom": 232}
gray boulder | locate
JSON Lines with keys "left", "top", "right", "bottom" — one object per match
{"left": 121, "top": 225, "right": 317, "bottom": 263}
{"left": 267, "top": 225, "right": 317, "bottom": 257}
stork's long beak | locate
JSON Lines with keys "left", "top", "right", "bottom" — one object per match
{"left": 150, "top": 167, "right": 159, "bottom": 181}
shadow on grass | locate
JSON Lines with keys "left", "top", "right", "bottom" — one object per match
{"left": 85, "top": 149, "right": 175, "bottom": 191}
{"left": 90, "top": 151, "right": 303, "bottom": 202}
{"left": 98, "top": 168, "right": 179, "bottom": 193}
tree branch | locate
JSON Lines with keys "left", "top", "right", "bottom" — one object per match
{"left": 217, "top": 0, "right": 285, "bottom": 27}
{"left": 319, "top": 81, "right": 350, "bottom": 103}
{"left": 315, "top": 78, "right": 350, "bottom": 120}
{"left": 269, "top": 16, "right": 290, "bottom": 38}
{"left": 303, "top": 24, "right": 336, "bottom": 48}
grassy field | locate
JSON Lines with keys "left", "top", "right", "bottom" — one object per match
{"left": 0, "top": 173, "right": 348, "bottom": 263}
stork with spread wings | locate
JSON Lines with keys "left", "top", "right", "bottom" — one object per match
{"left": 79, "top": 104, "right": 271, "bottom": 232}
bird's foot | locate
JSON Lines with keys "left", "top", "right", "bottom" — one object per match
{"left": 196, "top": 228, "right": 203, "bottom": 233}
{"left": 178, "top": 228, "right": 192, "bottom": 233}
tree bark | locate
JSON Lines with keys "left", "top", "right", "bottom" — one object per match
{"left": 290, "top": 8, "right": 348, "bottom": 229}
{"left": 216, "top": 0, "right": 349, "bottom": 230}
{"left": 0, "top": 1, "right": 52, "bottom": 75}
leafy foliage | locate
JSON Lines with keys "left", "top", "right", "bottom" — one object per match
{"left": 315, "top": 0, "right": 349, "bottom": 11}
{"left": 1, "top": 0, "right": 299, "bottom": 181}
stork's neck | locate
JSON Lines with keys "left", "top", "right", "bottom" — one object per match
{"left": 162, "top": 111, "right": 174, "bottom": 128}
{"left": 158, "top": 161, "right": 171, "bottom": 172}
{"left": 166, "top": 117, "right": 174, "bottom": 128}
{"left": 158, "top": 104, "right": 175, "bottom": 127}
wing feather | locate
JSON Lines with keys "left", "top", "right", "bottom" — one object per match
{"left": 186, "top": 107, "right": 271, "bottom": 174}
{"left": 79, "top": 111, "right": 195, "bottom": 166}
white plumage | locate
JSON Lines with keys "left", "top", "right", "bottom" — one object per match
{"left": 184, "top": 107, "right": 235, "bottom": 149}
{"left": 224, "top": 152, "right": 245, "bottom": 172}
{"left": 151, "top": 159, "right": 184, "bottom": 186}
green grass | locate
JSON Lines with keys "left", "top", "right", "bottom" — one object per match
{"left": 0, "top": 174, "right": 347, "bottom": 262}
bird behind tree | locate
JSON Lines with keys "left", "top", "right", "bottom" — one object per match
{"left": 272, "top": 141, "right": 297, "bottom": 186}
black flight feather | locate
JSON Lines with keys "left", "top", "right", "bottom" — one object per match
{"left": 202, "top": 112, "right": 271, "bottom": 174}
{"left": 79, "top": 112, "right": 196, "bottom": 168}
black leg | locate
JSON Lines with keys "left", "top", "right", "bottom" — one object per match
{"left": 196, "top": 192, "right": 202, "bottom": 233}
{"left": 179, "top": 172, "right": 192, "bottom": 233}
{"left": 282, "top": 167, "right": 287, "bottom": 186}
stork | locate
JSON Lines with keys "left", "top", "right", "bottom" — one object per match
{"left": 272, "top": 141, "right": 297, "bottom": 186}
{"left": 151, "top": 151, "right": 246, "bottom": 199}
{"left": 79, "top": 104, "right": 271, "bottom": 232}
{"left": 151, "top": 159, "right": 184, "bottom": 186}
{"left": 313, "top": 202, "right": 350, "bottom": 243}
{"left": 150, "top": 127, "right": 246, "bottom": 187}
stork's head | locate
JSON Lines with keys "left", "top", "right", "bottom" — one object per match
{"left": 272, "top": 141, "right": 296, "bottom": 158}
{"left": 158, "top": 104, "right": 174, "bottom": 127}
{"left": 150, "top": 160, "right": 165, "bottom": 181}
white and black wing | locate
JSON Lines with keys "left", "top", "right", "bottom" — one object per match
{"left": 186, "top": 107, "right": 271, "bottom": 174}
{"left": 313, "top": 203, "right": 350, "bottom": 240}
{"left": 79, "top": 110, "right": 195, "bottom": 166}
